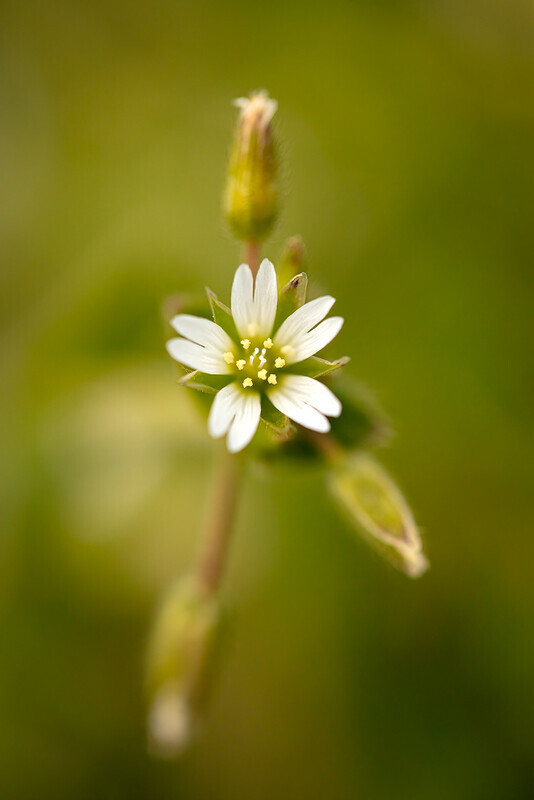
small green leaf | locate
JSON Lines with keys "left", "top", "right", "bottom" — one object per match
{"left": 329, "top": 453, "right": 429, "bottom": 578}
{"left": 206, "top": 288, "right": 239, "bottom": 340}
{"left": 179, "top": 371, "right": 233, "bottom": 395}
{"left": 287, "top": 355, "right": 350, "bottom": 378}
{"left": 274, "top": 272, "right": 308, "bottom": 329}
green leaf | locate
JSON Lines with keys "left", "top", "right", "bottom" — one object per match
{"left": 328, "top": 453, "right": 429, "bottom": 578}
{"left": 206, "top": 288, "right": 239, "bottom": 340}
{"left": 287, "top": 355, "right": 350, "bottom": 378}
{"left": 274, "top": 272, "right": 308, "bottom": 330}
{"left": 179, "top": 371, "right": 233, "bottom": 395}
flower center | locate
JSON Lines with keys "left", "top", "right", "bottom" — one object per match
{"left": 222, "top": 337, "right": 287, "bottom": 389}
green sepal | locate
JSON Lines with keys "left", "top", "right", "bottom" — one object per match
{"left": 328, "top": 376, "right": 390, "bottom": 451}
{"left": 274, "top": 272, "right": 308, "bottom": 330}
{"left": 278, "top": 236, "right": 306, "bottom": 288}
{"left": 286, "top": 355, "right": 350, "bottom": 378}
{"left": 206, "top": 288, "right": 239, "bottom": 340}
{"left": 252, "top": 376, "right": 388, "bottom": 464}
{"left": 179, "top": 371, "right": 233, "bottom": 395}
{"left": 328, "top": 453, "right": 429, "bottom": 578}
{"left": 260, "top": 397, "right": 293, "bottom": 435}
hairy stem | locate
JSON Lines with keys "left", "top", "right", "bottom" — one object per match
{"left": 197, "top": 447, "right": 243, "bottom": 595}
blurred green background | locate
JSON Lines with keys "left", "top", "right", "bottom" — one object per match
{"left": 2, "top": 0, "right": 534, "bottom": 797}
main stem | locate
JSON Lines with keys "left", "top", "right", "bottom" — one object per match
{"left": 196, "top": 240, "right": 259, "bottom": 597}
{"left": 197, "top": 447, "right": 242, "bottom": 595}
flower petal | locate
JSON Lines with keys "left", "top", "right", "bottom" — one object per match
{"left": 171, "top": 314, "right": 234, "bottom": 352}
{"left": 285, "top": 316, "right": 344, "bottom": 363}
{"left": 226, "top": 390, "right": 261, "bottom": 453}
{"left": 269, "top": 389, "right": 330, "bottom": 432}
{"left": 268, "top": 374, "right": 342, "bottom": 433}
{"left": 274, "top": 295, "right": 335, "bottom": 349}
{"left": 208, "top": 382, "right": 243, "bottom": 438}
{"left": 166, "top": 338, "right": 230, "bottom": 375}
{"left": 253, "top": 259, "right": 278, "bottom": 337}
{"left": 231, "top": 263, "right": 255, "bottom": 338}
{"left": 208, "top": 383, "right": 262, "bottom": 452}
{"left": 275, "top": 374, "right": 342, "bottom": 417}
{"left": 230, "top": 259, "right": 278, "bottom": 338}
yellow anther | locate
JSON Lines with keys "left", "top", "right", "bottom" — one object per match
{"left": 257, "top": 368, "right": 267, "bottom": 380}
{"left": 242, "top": 377, "right": 253, "bottom": 388}
{"left": 236, "top": 359, "right": 246, "bottom": 370}
{"left": 223, "top": 351, "right": 235, "bottom": 364}
{"left": 241, "top": 338, "right": 251, "bottom": 350}
{"left": 274, "top": 357, "right": 286, "bottom": 369}
{"left": 263, "top": 337, "right": 273, "bottom": 349}
{"left": 267, "top": 374, "right": 277, "bottom": 385}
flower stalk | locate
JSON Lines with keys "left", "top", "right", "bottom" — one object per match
{"left": 197, "top": 444, "right": 243, "bottom": 595}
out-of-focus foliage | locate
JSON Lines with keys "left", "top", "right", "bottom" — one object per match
{"left": 1, "top": 1, "right": 534, "bottom": 798}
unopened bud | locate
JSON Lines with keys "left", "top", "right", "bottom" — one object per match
{"left": 329, "top": 453, "right": 429, "bottom": 578}
{"left": 224, "top": 90, "right": 279, "bottom": 242}
{"left": 146, "top": 577, "right": 222, "bottom": 757}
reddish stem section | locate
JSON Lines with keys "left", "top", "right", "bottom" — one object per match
{"left": 197, "top": 448, "right": 242, "bottom": 595}
{"left": 246, "top": 240, "right": 261, "bottom": 279}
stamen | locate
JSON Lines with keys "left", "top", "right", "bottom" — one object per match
{"left": 242, "top": 378, "right": 253, "bottom": 388}
{"left": 236, "top": 359, "right": 246, "bottom": 370}
{"left": 267, "top": 374, "right": 277, "bottom": 385}
{"left": 274, "top": 357, "right": 286, "bottom": 369}
{"left": 257, "top": 369, "right": 267, "bottom": 380}
{"left": 241, "top": 338, "right": 251, "bottom": 350}
{"left": 263, "top": 338, "right": 273, "bottom": 349}
{"left": 223, "top": 351, "right": 235, "bottom": 364}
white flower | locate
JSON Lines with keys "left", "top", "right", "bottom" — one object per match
{"left": 166, "top": 259, "right": 344, "bottom": 453}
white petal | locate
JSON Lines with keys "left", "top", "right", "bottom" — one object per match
{"left": 268, "top": 374, "right": 342, "bottom": 433}
{"left": 269, "top": 387, "right": 330, "bottom": 433}
{"left": 208, "top": 383, "right": 243, "bottom": 438}
{"left": 230, "top": 260, "right": 278, "bottom": 339}
{"left": 226, "top": 390, "right": 261, "bottom": 453}
{"left": 287, "top": 317, "right": 344, "bottom": 363}
{"left": 276, "top": 374, "right": 342, "bottom": 417}
{"left": 274, "top": 296, "right": 335, "bottom": 349}
{"left": 253, "top": 259, "right": 278, "bottom": 337}
{"left": 166, "top": 338, "right": 230, "bottom": 375}
{"left": 171, "top": 314, "right": 234, "bottom": 352}
{"left": 231, "top": 263, "right": 255, "bottom": 338}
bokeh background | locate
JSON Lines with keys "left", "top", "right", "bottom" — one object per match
{"left": 2, "top": 0, "right": 534, "bottom": 797}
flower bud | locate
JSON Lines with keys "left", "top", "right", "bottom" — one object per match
{"left": 146, "top": 577, "right": 222, "bottom": 757}
{"left": 224, "top": 90, "right": 279, "bottom": 242}
{"left": 329, "top": 453, "right": 429, "bottom": 578}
